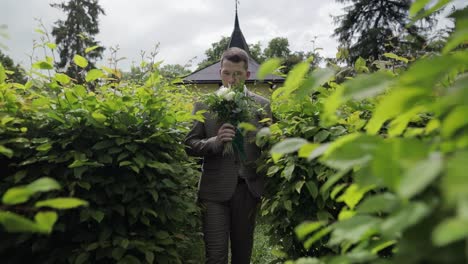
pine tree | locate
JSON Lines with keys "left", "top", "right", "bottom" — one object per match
{"left": 333, "top": 0, "right": 438, "bottom": 63}
{"left": 51, "top": 0, "right": 105, "bottom": 83}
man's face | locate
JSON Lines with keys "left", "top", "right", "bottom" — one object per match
{"left": 220, "top": 60, "right": 250, "bottom": 88}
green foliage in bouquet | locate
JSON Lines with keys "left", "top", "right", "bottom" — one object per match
{"left": 203, "top": 82, "right": 255, "bottom": 158}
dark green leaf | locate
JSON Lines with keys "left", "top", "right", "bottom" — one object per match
{"left": 432, "top": 217, "right": 468, "bottom": 246}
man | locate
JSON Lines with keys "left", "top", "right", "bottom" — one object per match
{"left": 184, "top": 47, "right": 271, "bottom": 264}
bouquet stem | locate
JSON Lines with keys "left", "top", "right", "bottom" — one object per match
{"left": 223, "top": 142, "right": 235, "bottom": 156}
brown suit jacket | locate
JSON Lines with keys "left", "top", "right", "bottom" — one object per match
{"left": 184, "top": 90, "right": 271, "bottom": 202}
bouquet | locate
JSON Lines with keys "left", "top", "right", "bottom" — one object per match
{"left": 204, "top": 83, "right": 253, "bottom": 158}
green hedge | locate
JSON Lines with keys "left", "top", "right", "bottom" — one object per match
{"left": 259, "top": 2, "right": 468, "bottom": 263}
{"left": 0, "top": 61, "right": 203, "bottom": 263}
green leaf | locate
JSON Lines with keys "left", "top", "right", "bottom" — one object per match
{"left": 409, "top": 0, "right": 452, "bottom": 23}
{"left": 257, "top": 58, "right": 282, "bottom": 80}
{"left": 354, "top": 57, "right": 368, "bottom": 73}
{"left": 0, "top": 211, "right": 41, "bottom": 233}
{"left": 329, "top": 215, "right": 380, "bottom": 245}
{"left": 46, "top": 42, "right": 57, "bottom": 50}
{"left": 432, "top": 217, "right": 468, "bottom": 246}
{"left": 303, "top": 226, "right": 332, "bottom": 250}
{"left": 398, "top": 152, "right": 442, "bottom": 199}
{"left": 0, "top": 145, "right": 13, "bottom": 158}
{"left": 441, "top": 105, "right": 468, "bottom": 138}
{"left": 295, "top": 221, "right": 326, "bottom": 240}
{"left": 2, "top": 187, "right": 33, "bottom": 205}
{"left": 75, "top": 252, "right": 90, "bottom": 264}
{"left": 92, "top": 140, "right": 114, "bottom": 150}
{"left": 32, "top": 61, "right": 54, "bottom": 70}
{"left": 320, "top": 169, "right": 350, "bottom": 196}
{"left": 112, "top": 247, "right": 126, "bottom": 260}
{"left": 371, "top": 240, "right": 397, "bottom": 254}
{"left": 409, "top": 0, "right": 431, "bottom": 17}
{"left": 85, "top": 45, "right": 100, "bottom": 54}
{"left": 388, "top": 105, "right": 427, "bottom": 137}
{"left": 305, "top": 180, "right": 318, "bottom": 199}
{"left": 92, "top": 112, "right": 107, "bottom": 123}
{"left": 284, "top": 62, "right": 310, "bottom": 90}
{"left": 442, "top": 151, "right": 468, "bottom": 204}
{"left": 313, "top": 130, "right": 330, "bottom": 143}
{"left": 336, "top": 184, "right": 375, "bottom": 210}
{"left": 55, "top": 73, "right": 71, "bottom": 84}
{"left": 330, "top": 183, "right": 347, "bottom": 200}
{"left": 35, "top": 211, "right": 58, "bottom": 233}
{"left": 372, "top": 138, "right": 428, "bottom": 191}
{"left": 238, "top": 122, "right": 257, "bottom": 132}
{"left": 383, "top": 53, "right": 409, "bottom": 63}
{"left": 295, "top": 180, "right": 305, "bottom": 194}
{"left": 356, "top": 193, "right": 399, "bottom": 214}
{"left": 145, "top": 251, "right": 155, "bottom": 263}
{"left": 74, "top": 54, "right": 88, "bottom": 68}
{"left": 343, "top": 71, "right": 392, "bottom": 99}
{"left": 27, "top": 177, "right": 61, "bottom": 193}
{"left": 284, "top": 200, "right": 292, "bottom": 211}
{"left": 85, "top": 69, "right": 104, "bottom": 82}
{"left": 36, "top": 142, "right": 52, "bottom": 152}
{"left": 2, "top": 177, "right": 61, "bottom": 205}
{"left": 281, "top": 162, "right": 295, "bottom": 181}
{"left": 271, "top": 138, "right": 308, "bottom": 155}
{"left": 90, "top": 210, "right": 105, "bottom": 223}
{"left": 380, "top": 202, "right": 430, "bottom": 236}
{"left": 298, "top": 143, "right": 319, "bottom": 158}
{"left": 35, "top": 198, "right": 88, "bottom": 209}
{"left": 0, "top": 63, "right": 6, "bottom": 83}
{"left": 321, "top": 134, "right": 380, "bottom": 170}
{"left": 366, "top": 88, "right": 426, "bottom": 134}
{"left": 295, "top": 67, "right": 336, "bottom": 98}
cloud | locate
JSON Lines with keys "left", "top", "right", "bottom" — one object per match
{"left": 1, "top": 0, "right": 345, "bottom": 71}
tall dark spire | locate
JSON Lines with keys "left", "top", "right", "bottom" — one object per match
{"left": 227, "top": 0, "right": 250, "bottom": 55}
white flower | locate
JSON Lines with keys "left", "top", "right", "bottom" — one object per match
{"left": 216, "top": 87, "right": 230, "bottom": 97}
{"left": 224, "top": 91, "right": 235, "bottom": 101}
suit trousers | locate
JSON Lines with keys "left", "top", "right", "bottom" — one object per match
{"left": 200, "top": 180, "right": 259, "bottom": 264}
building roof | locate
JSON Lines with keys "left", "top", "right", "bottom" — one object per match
{"left": 181, "top": 7, "right": 284, "bottom": 85}
{"left": 183, "top": 60, "right": 284, "bottom": 84}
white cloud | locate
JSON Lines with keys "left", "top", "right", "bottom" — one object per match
{"left": 5, "top": 0, "right": 462, "bottom": 72}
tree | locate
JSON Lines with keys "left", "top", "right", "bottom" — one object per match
{"left": 0, "top": 51, "right": 26, "bottom": 83}
{"left": 263, "top": 37, "right": 291, "bottom": 59}
{"left": 333, "top": 0, "right": 438, "bottom": 63}
{"left": 196, "top": 36, "right": 320, "bottom": 74}
{"left": 248, "top": 41, "right": 266, "bottom": 64}
{"left": 51, "top": 0, "right": 105, "bottom": 83}
{"left": 196, "top": 36, "right": 230, "bottom": 70}
{"left": 159, "top": 64, "right": 191, "bottom": 80}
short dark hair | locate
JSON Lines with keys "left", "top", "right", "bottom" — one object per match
{"left": 220, "top": 47, "right": 249, "bottom": 70}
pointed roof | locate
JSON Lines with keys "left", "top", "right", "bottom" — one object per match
{"left": 228, "top": 7, "right": 250, "bottom": 55}
{"left": 181, "top": 3, "right": 284, "bottom": 86}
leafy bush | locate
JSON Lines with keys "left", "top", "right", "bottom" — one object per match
{"left": 0, "top": 177, "right": 87, "bottom": 234}
{"left": 0, "top": 53, "right": 203, "bottom": 263}
{"left": 259, "top": 1, "right": 468, "bottom": 263}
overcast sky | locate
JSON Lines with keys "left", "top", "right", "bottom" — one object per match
{"left": 0, "top": 0, "right": 463, "bottom": 71}
{"left": 0, "top": 0, "right": 347, "bottom": 71}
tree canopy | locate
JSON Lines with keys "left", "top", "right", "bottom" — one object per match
{"left": 51, "top": 0, "right": 105, "bottom": 83}
{"left": 333, "top": 0, "right": 438, "bottom": 63}
{"left": 0, "top": 51, "right": 26, "bottom": 83}
{"left": 196, "top": 36, "right": 320, "bottom": 74}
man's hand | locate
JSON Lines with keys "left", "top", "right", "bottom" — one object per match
{"left": 216, "top": 123, "right": 236, "bottom": 143}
